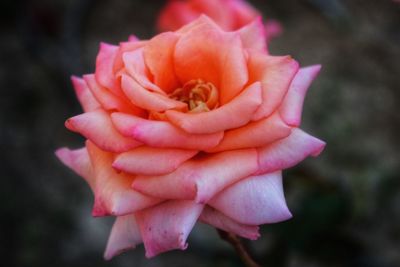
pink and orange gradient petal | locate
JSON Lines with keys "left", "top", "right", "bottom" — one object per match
{"left": 104, "top": 214, "right": 142, "bottom": 260}
{"left": 71, "top": 76, "right": 101, "bottom": 112}
{"left": 256, "top": 128, "right": 326, "bottom": 175}
{"left": 248, "top": 53, "right": 299, "bottom": 121}
{"left": 83, "top": 74, "right": 141, "bottom": 114}
{"left": 136, "top": 200, "right": 203, "bottom": 258}
{"left": 237, "top": 17, "right": 267, "bottom": 53}
{"left": 157, "top": 1, "right": 199, "bottom": 32}
{"left": 174, "top": 16, "right": 248, "bottom": 104}
{"left": 122, "top": 49, "right": 164, "bottom": 94}
{"left": 143, "top": 32, "right": 181, "bottom": 93}
{"left": 206, "top": 112, "right": 291, "bottom": 153}
{"left": 166, "top": 82, "right": 262, "bottom": 134}
{"left": 209, "top": 171, "right": 292, "bottom": 225}
{"left": 95, "top": 43, "right": 125, "bottom": 98}
{"left": 86, "top": 141, "right": 161, "bottom": 217}
{"left": 111, "top": 112, "right": 223, "bottom": 150}
{"left": 132, "top": 148, "right": 258, "bottom": 204}
{"left": 199, "top": 206, "right": 260, "bottom": 240}
{"left": 227, "top": 0, "right": 260, "bottom": 29}
{"left": 112, "top": 147, "right": 197, "bottom": 176}
{"left": 280, "top": 65, "right": 322, "bottom": 127}
{"left": 121, "top": 74, "right": 187, "bottom": 112}
{"left": 65, "top": 110, "right": 142, "bottom": 153}
{"left": 55, "top": 147, "right": 93, "bottom": 187}
{"left": 113, "top": 40, "right": 147, "bottom": 73}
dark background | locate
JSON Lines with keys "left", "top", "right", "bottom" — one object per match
{"left": 1, "top": 0, "right": 399, "bottom": 266}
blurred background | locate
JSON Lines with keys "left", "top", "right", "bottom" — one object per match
{"left": 1, "top": 0, "right": 399, "bottom": 266}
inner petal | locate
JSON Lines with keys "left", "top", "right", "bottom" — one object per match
{"left": 149, "top": 79, "right": 219, "bottom": 120}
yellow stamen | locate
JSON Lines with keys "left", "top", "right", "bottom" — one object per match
{"left": 170, "top": 79, "right": 219, "bottom": 113}
{"left": 149, "top": 79, "right": 219, "bottom": 120}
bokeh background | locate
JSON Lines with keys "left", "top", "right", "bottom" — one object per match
{"left": 1, "top": 0, "right": 399, "bottom": 266}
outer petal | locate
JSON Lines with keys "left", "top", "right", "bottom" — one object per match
{"left": 256, "top": 128, "right": 326, "bottom": 174}
{"left": 65, "top": 110, "right": 142, "bottom": 153}
{"left": 189, "top": 0, "right": 234, "bottom": 30}
{"left": 206, "top": 112, "right": 291, "bottom": 153}
{"left": 135, "top": 200, "right": 203, "bottom": 258}
{"left": 143, "top": 32, "right": 181, "bottom": 93}
{"left": 83, "top": 74, "right": 141, "bottom": 114}
{"left": 104, "top": 214, "right": 142, "bottom": 260}
{"left": 122, "top": 49, "right": 164, "bottom": 94}
{"left": 111, "top": 112, "right": 223, "bottom": 150}
{"left": 55, "top": 147, "right": 93, "bottom": 188}
{"left": 120, "top": 74, "right": 187, "bottom": 112}
{"left": 199, "top": 206, "right": 260, "bottom": 240}
{"left": 113, "top": 147, "right": 197, "bottom": 176}
{"left": 228, "top": 0, "right": 260, "bottom": 29}
{"left": 86, "top": 141, "right": 161, "bottom": 217}
{"left": 166, "top": 82, "right": 262, "bottom": 134}
{"left": 157, "top": 1, "right": 199, "bottom": 32}
{"left": 237, "top": 17, "right": 267, "bottom": 52}
{"left": 71, "top": 76, "right": 100, "bottom": 112}
{"left": 175, "top": 14, "right": 219, "bottom": 35}
{"left": 209, "top": 172, "right": 292, "bottom": 225}
{"left": 248, "top": 52, "right": 299, "bottom": 121}
{"left": 95, "top": 43, "right": 125, "bottom": 98}
{"left": 174, "top": 16, "right": 248, "bottom": 105}
{"left": 279, "top": 65, "right": 321, "bottom": 127}
{"left": 113, "top": 40, "right": 147, "bottom": 73}
{"left": 264, "top": 19, "right": 283, "bottom": 42}
{"left": 132, "top": 149, "right": 259, "bottom": 204}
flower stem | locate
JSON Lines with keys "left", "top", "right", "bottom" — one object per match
{"left": 217, "top": 229, "right": 261, "bottom": 267}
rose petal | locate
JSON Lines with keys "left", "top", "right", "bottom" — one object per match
{"left": 122, "top": 49, "right": 164, "bottom": 94}
{"left": 120, "top": 74, "right": 187, "bottom": 112}
{"left": 166, "top": 82, "right": 262, "bottom": 134}
{"left": 113, "top": 40, "right": 147, "bottom": 73}
{"left": 111, "top": 112, "right": 223, "bottom": 150}
{"left": 199, "top": 206, "right": 260, "bottom": 240}
{"left": 157, "top": 1, "right": 199, "bottom": 32}
{"left": 248, "top": 52, "right": 299, "bottom": 121}
{"left": 55, "top": 147, "right": 93, "bottom": 188}
{"left": 175, "top": 14, "right": 219, "bottom": 35}
{"left": 174, "top": 16, "right": 248, "bottom": 105}
{"left": 83, "top": 74, "right": 142, "bottom": 114}
{"left": 132, "top": 148, "right": 258, "bottom": 204}
{"left": 113, "top": 146, "right": 197, "bottom": 176}
{"left": 104, "top": 214, "right": 142, "bottom": 260}
{"left": 237, "top": 17, "right": 267, "bottom": 52}
{"left": 228, "top": 0, "right": 260, "bottom": 29}
{"left": 279, "top": 65, "right": 321, "bottom": 127}
{"left": 128, "top": 35, "right": 139, "bottom": 42}
{"left": 65, "top": 110, "right": 141, "bottom": 153}
{"left": 71, "top": 76, "right": 100, "bottom": 112}
{"left": 188, "top": 0, "right": 234, "bottom": 30}
{"left": 95, "top": 42, "right": 125, "bottom": 98}
{"left": 143, "top": 32, "right": 181, "bottom": 93}
{"left": 136, "top": 200, "right": 203, "bottom": 258}
{"left": 256, "top": 128, "right": 326, "bottom": 174}
{"left": 264, "top": 19, "right": 283, "bottom": 42}
{"left": 206, "top": 112, "right": 291, "bottom": 152}
{"left": 209, "top": 171, "right": 292, "bottom": 225}
{"left": 86, "top": 141, "right": 161, "bottom": 217}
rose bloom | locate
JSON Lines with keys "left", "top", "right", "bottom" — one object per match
{"left": 157, "top": 0, "right": 282, "bottom": 41}
{"left": 56, "top": 16, "right": 325, "bottom": 259}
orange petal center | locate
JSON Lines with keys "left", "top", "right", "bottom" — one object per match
{"left": 169, "top": 79, "right": 219, "bottom": 113}
{"left": 148, "top": 79, "right": 219, "bottom": 120}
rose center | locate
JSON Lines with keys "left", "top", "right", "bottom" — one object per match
{"left": 169, "top": 79, "right": 219, "bottom": 113}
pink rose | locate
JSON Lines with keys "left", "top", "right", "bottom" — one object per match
{"left": 56, "top": 16, "right": 325, "bottom": 259}
{"left": 157, "top": 0, "right": 282, "bottom": 41}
